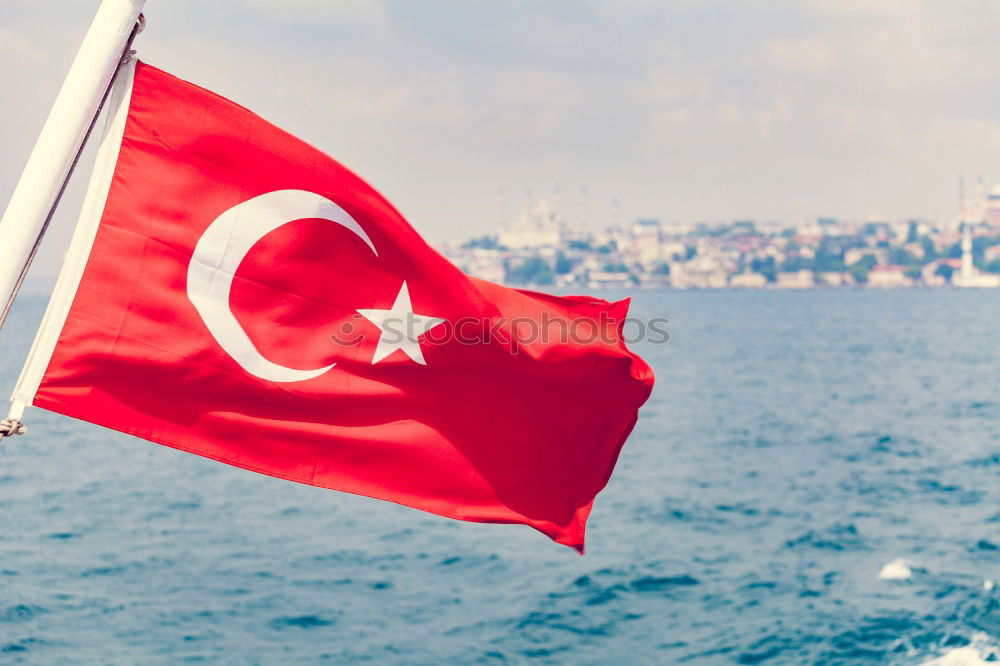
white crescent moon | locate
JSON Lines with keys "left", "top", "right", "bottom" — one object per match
{"left": 187, "top": 189, "right": 377, "bottom": 383}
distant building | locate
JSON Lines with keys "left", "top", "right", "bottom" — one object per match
{"left": 868, "top": 265, "right": 913, "bottom": 288}
{"left": 986, "top": 186, "right": 1000, "bottom": 227}
{"left": 630, "top": 219, "right": 663, "bottom": 266}
{"left": 816, "top": 272, "right": 849, "bottom": 287}
{"left": 670, "top": 260, "right": 727, "bottom": 289}
{"left": 591, "top": 226, "right": 630, "bottom": 252}
{"left": 963, "top": 176, "right": 1000, "bottom": 226}
{"left": 450, "top": 248, "right": 505, "bottom": 284}
{"left": 660, "top": 241, "right": 686, "bottom": 262}
{"left": 776, "top": 270, "right": 814, "bottom": 289}
{"left": 498, "top": 199, "right": 563, "bottom": 249}
{"left": 587, "top": 271, "right": 633, "bottom": 289}
{"left": 730, "top": 272, "right": 767, "bottom": 288}
{"left": 638, "top": 272, "right": 671, "bottom": 289}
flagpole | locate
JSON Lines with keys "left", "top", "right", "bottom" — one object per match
{"left": 0, "top": 0, "right": 146, "bottom": 329}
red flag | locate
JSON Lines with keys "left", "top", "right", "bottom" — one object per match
{"left": 26, "top": 62, "right": 653, "bottom": 551}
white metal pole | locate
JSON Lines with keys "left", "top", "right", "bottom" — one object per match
{"left": 0, "top": 0, "right": 145, "bottom": 325}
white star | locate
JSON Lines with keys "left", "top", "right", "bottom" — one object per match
{"left": 356, "top": 282, "right": 445, "bottom": 365}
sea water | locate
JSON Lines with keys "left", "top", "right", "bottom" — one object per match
{"left": 0, "top": 289, "right": 997, "bottom": 664}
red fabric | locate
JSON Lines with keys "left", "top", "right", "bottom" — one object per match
{"left": 34, "top": 62, "right": 654, "bottom": 551}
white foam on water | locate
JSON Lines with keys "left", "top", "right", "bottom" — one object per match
{"left": 878, "top": 558, "right": 912, "bottom": 580}
{"left": 920, "top": 647, "right": 991, "bottom": 666}
{"left": 983, "top": 579, "right": 994, "bottom": 591}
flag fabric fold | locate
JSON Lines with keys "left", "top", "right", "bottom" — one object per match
{"left": 16, "top": 61, "right": 654, "bottom": 551}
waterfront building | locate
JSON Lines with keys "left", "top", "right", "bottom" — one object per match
{"left": 638, "top": 272, "right": 671, "bottom": 289}
{"left": 587, "top": 270, "right": 633, "bottom": 290}
{"left": 670, "top": 259, "right": 728, "bottom": 289}
{"left": 868, "top": 265, "right": 913, "bottom": 288}
{"left": 816, "top": 272, "right": 850, "bottom": 287}
{"left": 776, "top": 270, "right": 814, "bottom": 289}
{"left": 730, "top": 272, "right": 767, "bottom": 288}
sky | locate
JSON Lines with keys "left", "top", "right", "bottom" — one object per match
{"left": 2, "top": 0, "right": 1000, "bottom": 277}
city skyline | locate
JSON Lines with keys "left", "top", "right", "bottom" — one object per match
{"left": 4, "top": 0, "right": 1000, "bottom": 280}
{"left": 446, "top": 177, "right": 1000, "bottom": 290}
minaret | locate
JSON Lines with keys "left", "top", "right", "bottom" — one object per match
{"left": 580, "top": 186, "right": 589, "bottom": 232}
{"left": 612, "top": 197, "right": 621, "bottom": 230}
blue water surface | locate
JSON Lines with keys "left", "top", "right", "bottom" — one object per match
{"left": 0, "top": 290, "right": 997, "bottom": 664}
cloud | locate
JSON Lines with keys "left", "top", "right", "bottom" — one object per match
{"left": 748, "top": 36, "right": 836, "bottom": 74}
{"left": 242, "top": 0, "right": 389, "bottom": 25}
{"left": 639, "top": 67, "right": 712, "bottom": 107}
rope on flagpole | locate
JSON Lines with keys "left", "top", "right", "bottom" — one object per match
{"left": 0, "top": 419, "right": 26, "bottom": 438}
{"left": 0, "top": 14, "right": 145, "bottom": 331}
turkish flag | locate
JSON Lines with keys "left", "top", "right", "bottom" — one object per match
{"left": 30, "top": 62, "right": 653, "bottom": 551}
